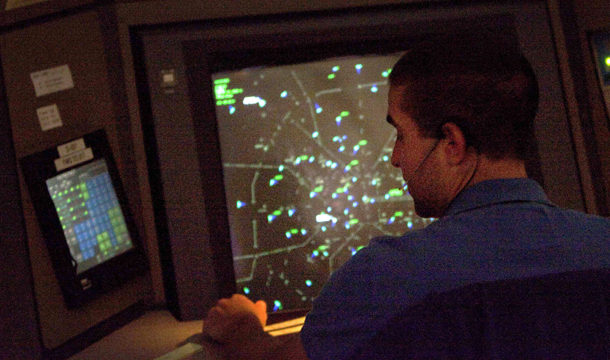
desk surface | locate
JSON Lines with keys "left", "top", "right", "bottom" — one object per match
{"left": 69, "top": 310, "right": 305, "bottom": 360}
{"left": 69, "top": 310, "right": 204, "bottom": 360}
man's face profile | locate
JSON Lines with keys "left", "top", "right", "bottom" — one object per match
{"left": 386, "top": 84, "right": 447, "bottom": 218}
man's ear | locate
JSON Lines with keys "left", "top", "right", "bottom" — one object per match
{"left": 440, "top": 122, "right": 469, "bottom": 165}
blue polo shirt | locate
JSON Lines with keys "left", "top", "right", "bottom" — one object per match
{"left": 300, "top": 178, "right": 610, "bottom": 360}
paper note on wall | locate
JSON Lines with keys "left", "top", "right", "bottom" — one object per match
{"left": 36, "top": 104, "right": 62, "bottom": 131}
{"left": 57, "top": 138, "right": 86, "bottom": 157}
{"left": 5, "top": 0, "right": 50, "bottom": 11}
{"left": 30, "top": 65, "right": 74, "bottom": 97}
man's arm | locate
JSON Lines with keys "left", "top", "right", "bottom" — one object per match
{"left": 202, "top": 294, "right": 309, "bottom": 360}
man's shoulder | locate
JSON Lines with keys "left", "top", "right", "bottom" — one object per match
{"left": 344, "top": 229, "right": 442, "bottom": 268}
{"left": 553, "top": 205, "right": 610, "bottom": 223}
{"left": 549, "top": 206, "right": 610, "bottom": 240}
{"left": 306, "top": 230, "right": 443, "bottom": 316}
{"left": 301, "top": 232, "right": 439, "bottom": 360}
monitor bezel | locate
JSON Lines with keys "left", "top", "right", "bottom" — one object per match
{"left": 130, "top": 1, "right": 583, "bottom": 321}
{"left": 180, "top": 12, "right": 544, "bottom": 319}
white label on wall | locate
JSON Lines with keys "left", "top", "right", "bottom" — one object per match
{"left": 57, "top": 138, "right": 86, "bottom": 157}
{"left": 54, "top": 148, "right": 93, "bottom": 172}
{"left": 5, "top": 0, "right": 50, "bottom": 11}
{"left": 36, "top": 104, "right": 62, "bottom": 131}
{"left": 30, "top": 65, "right": 74, "bottom": 97}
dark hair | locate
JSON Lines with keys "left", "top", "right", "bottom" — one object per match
{"left": 389, "top": 39, "right": 539, "bottom": 161}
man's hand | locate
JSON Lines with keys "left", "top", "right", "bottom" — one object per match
{"left": 201, "top": 294, "right": 309, "bottom": 360}
{"left": 203, "top": 294, "right": 268, "bottom": 343}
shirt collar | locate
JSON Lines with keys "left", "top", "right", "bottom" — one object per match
{"left": 444, "top": 178, "right": 554, "bottom": 216}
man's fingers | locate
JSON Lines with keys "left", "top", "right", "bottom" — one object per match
{"left": 231, "top": 293, "right": 248, "bottom": 300}
{"left": 205, "top": 295, "right": 267, "bottom": 327}
{"left": 216, "top": 294, "right": 253, "bottom": 312}
{"left": 206, "top": 305, "right": 225, "bottom": 320}
{"left": 254, "top": 300, "right": 268, "bottom": 327}
{"left": 216, "top": 298, "right": 231, "bottom": 309}
{"left": 254, "top": 300, "right": 267, "bottom": 312}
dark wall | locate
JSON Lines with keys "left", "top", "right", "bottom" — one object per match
{"left": 0, "top": 8, "right": 151, "bottom": 352}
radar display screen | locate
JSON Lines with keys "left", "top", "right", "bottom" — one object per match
{"left": 46, "top": 159, "right": 134, "bottom": 274}
{"left": 212, "top": 54, "right": 433, "bottom": 313}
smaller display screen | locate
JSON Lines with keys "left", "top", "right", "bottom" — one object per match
{"left": 46, "top": 159, "right": 133, "bottom": 274}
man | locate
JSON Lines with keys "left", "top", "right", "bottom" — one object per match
{"left": 200, "top": 39, "right": 610, "bottom": 359}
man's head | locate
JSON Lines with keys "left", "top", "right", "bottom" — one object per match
{"left": 387, "top": 39, "right": 538, "bottom": 217}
